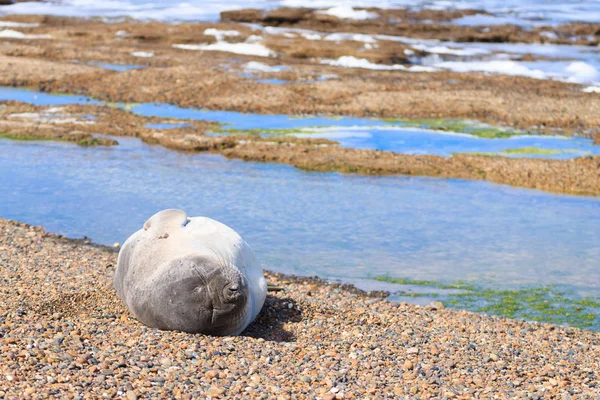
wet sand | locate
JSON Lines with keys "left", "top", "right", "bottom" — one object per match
{"left": 1, "top": 219, "right": 599, "bottom": 398}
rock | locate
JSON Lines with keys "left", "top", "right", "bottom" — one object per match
{"left": 264, "top": 7, "right": 312, "bottom": 24}
{"left": 206, "top": 386, "right": 225, "bottom": 398}
{"left": 220, "top": 9, "right": 263, "bottom": 23}
{"left": 403, "top": 360, "right": 414, "bottom": 370}
{"left": 159, "top": 358, "right": 172, "bottom": 367}
{"left": 429, "top": 301, "right": 445, "bottom": 310}
{"left": 126, "top": 390, "right": 137, "bottom": 400}
{"left": 205, "top": 370, "right": 219, "bottom": 379}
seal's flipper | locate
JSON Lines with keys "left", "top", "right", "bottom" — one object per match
{"left": 143, "top": 209, "right": 188, "bottom": 232}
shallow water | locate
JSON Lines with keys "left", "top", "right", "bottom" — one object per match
{"left": 1, "top": 0, "right": 598, "bottom": 26}
{"left": 87, "top": 62, "right": 144, "bottom": 71}
{"left": 1, "top": 136, "right": 599, "bottom": 296}
{"left": 295, "top": 127, "right": 599, "bottom": 158}
{"left": 2, "top": 87, "right": 598, "bottom": 158}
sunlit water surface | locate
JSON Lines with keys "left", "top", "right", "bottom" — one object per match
{"left": 2, "top": 87, "right": 598, "bottom": 158}
{"left": 1, "top": 137, "right": 599, "bottom": 297}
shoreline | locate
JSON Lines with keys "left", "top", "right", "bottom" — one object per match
{"left": 1, "top": 218, "right": 600, "bottom": 398}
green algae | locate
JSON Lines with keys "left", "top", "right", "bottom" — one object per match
{"left": 0, "top": 133, "right": 116, "bottom": 147}
{"left": 375, "top": 275, "right": 600, "bottom": 330}
{"left": 384, "top": 118, "right": 527, "bottom": 139}
{"left": 502, "top": 147, "right": 562, "bottom": 155}
{"left": 375, "top": 275, "right": 477, "bottom": 291}
{"left": 0, "top": 133, "right": 53, "bottom": 141}
{"left": 76, "top": 137, "right": 116, "bottom": 147}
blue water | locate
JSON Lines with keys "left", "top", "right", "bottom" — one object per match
{"left": 297, "top": 128, "right": 599, "bottom": 158}
{"left": 1, "top": 137, "right": 599, "bottom": 296}
{"left": 255, "top": 78, "right": 289, "bottom": 85}
{"left": 2, "top": 87, "right": 598, "bottom": 158}
{"left": 1, "top": 0, "right": 598, "bottom": 26}
{"left": 87, "top": 62, "right": 145, "bottom": 71}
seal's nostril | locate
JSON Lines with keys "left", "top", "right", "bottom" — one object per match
{"left": 228, "top": 285, "right": 239, "bottom": 292}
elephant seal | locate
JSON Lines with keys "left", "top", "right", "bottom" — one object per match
{"left": 114, "top": 209, "right": 267, "bottom": 336}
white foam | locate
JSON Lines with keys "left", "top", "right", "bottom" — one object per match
{"left": 429, "top": 59, "right": 600, "bottom": 85}
{"left": 203, "top": 28, "right": 241, "bottom": 40}
{"left": 583, "top": 86, "right": 600, "bottom": 93}
{"left": 45, "top": 107, "right": 65, "bottom": 113}
{"left": 131, "top": 51, "right": 154, "bottom": 58}
{"left": 244, "top": 35, "right": 264, "bottom": 44}
{"left": 564, "top": 61, "right": 599, "bottom": 84}
{"left": 316, "top": 6, "right": 378, "bottom": 20}
{"left": 0, "top": 0, "right": 597, "bottom": 26}
{"left": 432, "top": 60, "right": 548, "bottom": 79}
{"left": 0, "top": 29, "right": 51, "bottom": 39}
{"left": 0, "top": 21, "right": 39, "bottom": 28}
{"left": 301, "top": 32, "right": 321, "bottom": 40}
{"left": 173, "top": 41, "right": 275, "bottom": 57}
{"left": 411, "top": 44, "right": 490, "bottom": 57}
{"left": 451, "top": 14, "right": 541, "bottom": 27}
{"left": 324, "top": 33, "right": 376, "bottom": 43}
{"left": 540, "top": 31, "right": 558, "bottom": 40}
{"left": 244, "top": 61, "right": 288, "bottom": 72}
{"left": 321, "top": 56, "right": 436, "bottom": 72}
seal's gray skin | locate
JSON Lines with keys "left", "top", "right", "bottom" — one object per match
{"left": 114, "top": 209, "right": 267, "bottom": 336}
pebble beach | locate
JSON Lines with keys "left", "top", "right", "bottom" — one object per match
{"left": 1, "top": 219, "right": 599, "bottom": 399}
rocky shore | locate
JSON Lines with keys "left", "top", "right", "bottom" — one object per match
{"left": 0, "top": 13, "right": 599, "bottom": 196}
{"left": 0, "top": 14, "right": 599, "bottom": 135}
{"left": 2, "top": 101, "right": 599, "bottom": 196}
{"left": 1, "top": 219, "right": 599, "bottom": 398}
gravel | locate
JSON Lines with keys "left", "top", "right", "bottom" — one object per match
{"left": 1, "top": 219, "right": 599, "bottom": 398}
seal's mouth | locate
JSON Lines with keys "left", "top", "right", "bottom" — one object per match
{"left": 211, "top": 304, "right": 237, "bottom": 326}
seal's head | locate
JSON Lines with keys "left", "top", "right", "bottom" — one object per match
{"left": 200, "top": 258, "right": 251, "bottom": 335}
{"left": 135, "top": 255, "right": 252, "bottom": 336}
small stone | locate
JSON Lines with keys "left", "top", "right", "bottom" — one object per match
{"left": 205, "top": 370, "right": 219, "bottom": 379}
{"left": 113, "top": 242, "right": 120, "bottom": 248}
{"left": 322, "top": 394, "right": 336, "bottom": 400}
{"left": 24, "top": 387, "right": 35, "bottom": 395}
{"left": 126, "top": 390, "right": 137, "bottom": 400}
{"left": 403, "top": 360, "right": 414, "bottom": 370}
{"left": 160, "top": 358, "right": 172, "bottom": 367}
{"left": 206, "top": 386, "right": 225, "bottom": 398}
{"left": 407, "top": 347, "right": 419, "bottom": 355}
